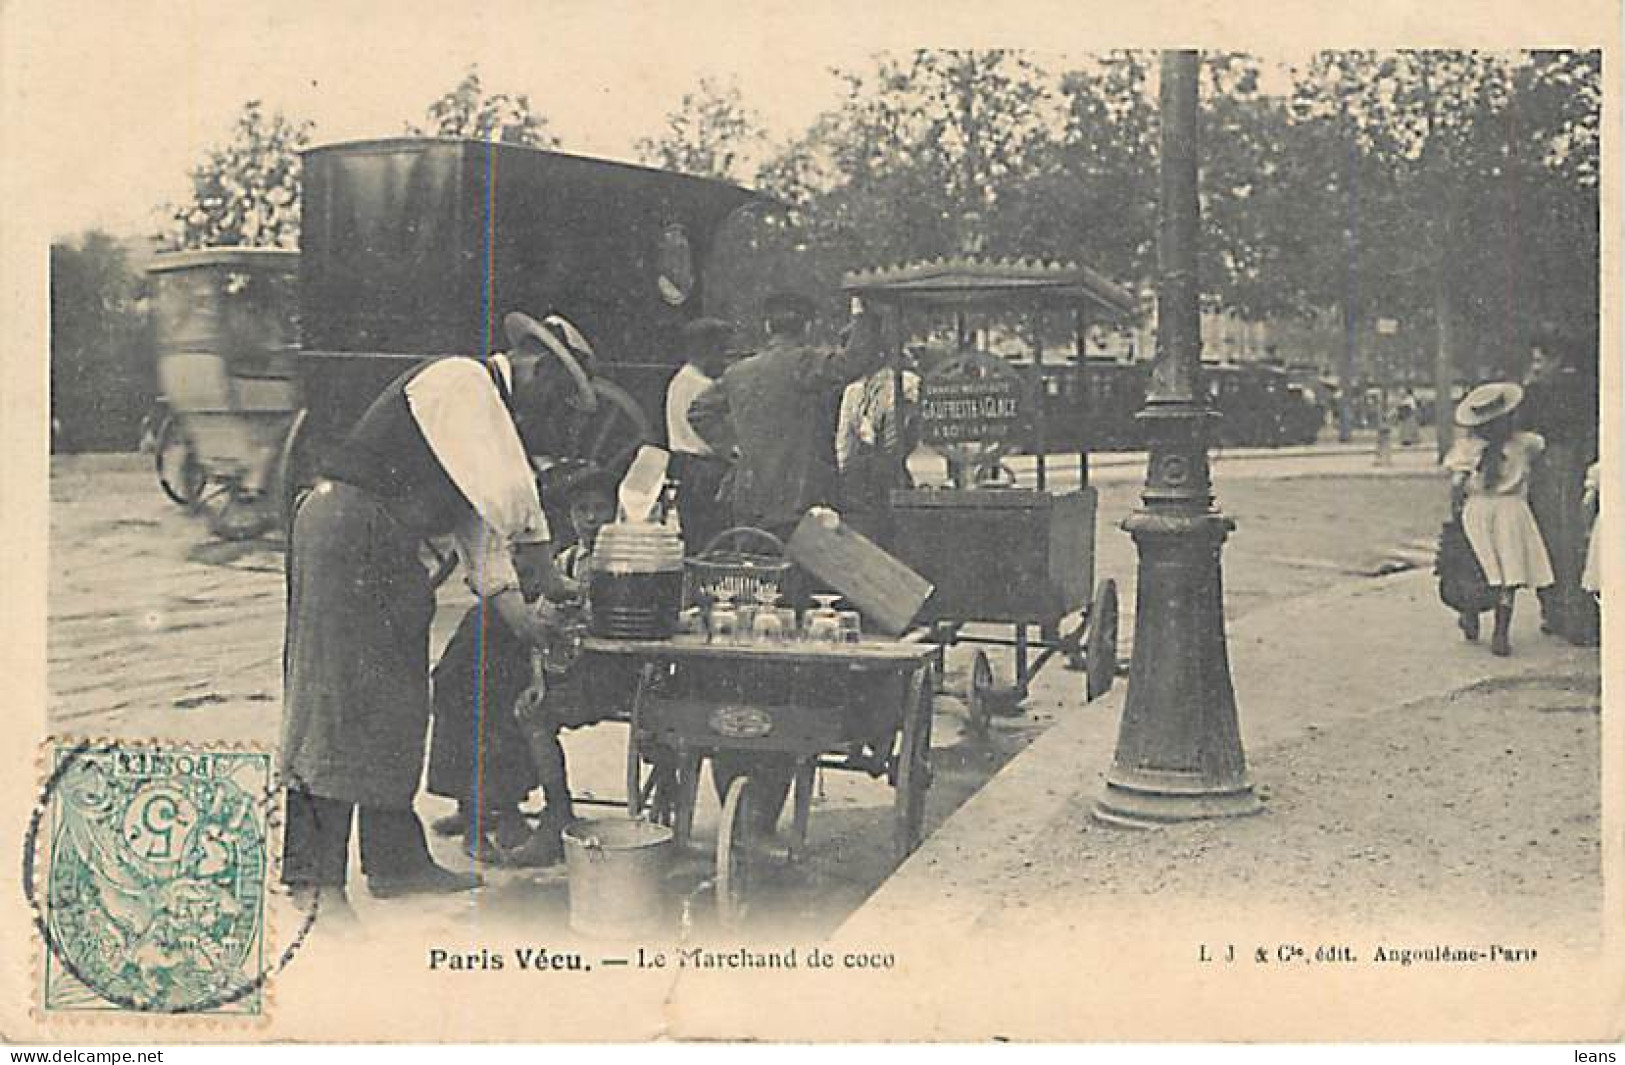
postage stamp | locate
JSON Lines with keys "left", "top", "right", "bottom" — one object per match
{"left": 31, "top": 741, "right": 272, "bottom": 1015}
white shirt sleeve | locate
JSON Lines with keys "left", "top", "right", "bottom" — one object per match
{"left": 453, "top": 511, "right": 523, "bottom": 599}
{"left": 404, "top": 357, "right": 549, "bottom": 543}
{"left": 835, "top": 379, "right": 865, "bottom": 472}
{"left": 665, "top": 364, "right": 715, "bottom": 457}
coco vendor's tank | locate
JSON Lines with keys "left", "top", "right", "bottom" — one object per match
{"left": 588, "top": 522, "right": 684, "bottom": 639}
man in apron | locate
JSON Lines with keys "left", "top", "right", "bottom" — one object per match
{"left": 279, "top": 311, "right": 597, "bottom": 915}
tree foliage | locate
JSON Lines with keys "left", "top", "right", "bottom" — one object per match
{"left": 169, "top": 100, "right": 311, "bottom": 250}
{"left": 50, "top": 231, "right": 156, "bottom": 451}
{"left": 635, "top": 76, "right": 765, "bottom": 181}
{"left": 406, "top": 65, "right": 558, "bottom": 147}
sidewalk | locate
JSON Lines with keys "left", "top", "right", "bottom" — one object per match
{"left": 838, "top": 565, "right": 1603, "bottom": 945}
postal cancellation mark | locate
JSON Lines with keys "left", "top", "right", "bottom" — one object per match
{"left": 27, "top": 741, "right": 274, "bottom": 1015}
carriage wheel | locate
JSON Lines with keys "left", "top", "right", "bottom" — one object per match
{"left": 716, "top": 775, "right": 755, "bottom": 929}
{"left": 155, "top": 415, "right": 204, "bottom": 506}
{"left": 966, "top": 649, "right": 994, "bottom": 738}
{"left": 275, "top": 408, "right": 313, "bottom": 541}
{"left": 193, "top": 480, "right": 277, "bottom": 542}
{"left": 573, "top": 380, "right": 652, "bottom": 476}
{"left": 892, "top": 667, "right": 934, "bottom": 863}
{"left": 1085, "top": 579, "right": 1120, "bottom": 703}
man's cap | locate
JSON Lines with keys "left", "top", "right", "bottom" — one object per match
{"left": 561, "top": 463, "right": 619, "bottom": 505}
{"left": 680, "top": 317, "right": 735, "bottom": 353}
{"left": 763, "top": 292, "right": 817, "bottom": 321}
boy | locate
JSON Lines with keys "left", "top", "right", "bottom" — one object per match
{"left": 502, "top": 466, "right": 627, "bottom": 867}
{"left": 425, "top": 532, "right": 564, "bottom": 862}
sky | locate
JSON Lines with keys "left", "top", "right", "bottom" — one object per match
{"left": 3, "top": 0, "right": 954, "bottom": 240}
{"left": 0, "top": 0, "right": 1362, "bottom": 242}
{"left": 1, "top": 0, "right": 1608, "bottom": 242}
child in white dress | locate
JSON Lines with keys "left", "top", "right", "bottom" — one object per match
{"left": 1443, "top": 382, "right": 1555, "bottom": 656}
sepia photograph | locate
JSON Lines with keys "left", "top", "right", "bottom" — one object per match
{"left": 0, "top": 0, "right": 1617, "bottom": 1046}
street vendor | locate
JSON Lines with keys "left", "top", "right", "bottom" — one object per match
{"left": 665, "top": 317, "right": 735, "bottom": 554}
{"left": 279, "top": 310, "right": 597, "bottom": 914}
{"left": 687, "top": 292, "right": 884, "bottom": 840}
{"left": 836, "top": 325, "right": 920, "bottom": 548}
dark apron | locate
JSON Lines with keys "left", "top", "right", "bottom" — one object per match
{"left": 280, "top": 481, "right": 436, "bottom": 809}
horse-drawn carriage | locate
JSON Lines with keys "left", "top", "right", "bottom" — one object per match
{"left": 149, "top": 138, "right": 765, "bottom": 538}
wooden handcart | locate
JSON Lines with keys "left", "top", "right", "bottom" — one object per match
{"left": 842, "top": 258, "right": 1140, "bottom": 728}
{"left": 583, "top": 635, "right": 937, "bottom": 927}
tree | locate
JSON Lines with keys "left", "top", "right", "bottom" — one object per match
{"left": 635, "top": 76, "right": 765, "bottom": 181}
{"left": 407, "top": 65, "right": 558, "bottom": 147}
{"left": 169, "top": 100, "right": 312, "bottom": 250}
{"left": 731, "top": 48, "right": 1062, "bottom": 333}
{"left": 51, "top": 232, "right": 156, "bottom": 451}
{"left": 1285, "top": 50, "right": 1598, "bottom": 450}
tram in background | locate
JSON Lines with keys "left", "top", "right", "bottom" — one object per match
{"left": 1036, "top": 358, "right": 1326, "bottom": 452}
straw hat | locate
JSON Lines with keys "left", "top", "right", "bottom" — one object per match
{"left": 1454, "top": 382, "right": 1525, "bottom": 428}
{"left": 503, "top": 311, "right": 597, "bottom": 412}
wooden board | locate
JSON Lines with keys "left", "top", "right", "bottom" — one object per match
{"left": 785, "top": 513, "right": 934, "bottom": 636}
{"left": 581, "top": 634, "right": 936, "bottom": 667}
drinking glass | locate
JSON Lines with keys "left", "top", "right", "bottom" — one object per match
{"left": 838, "top": 610, "right": 863, "bottom": 644}
{"left": 708, "top": 591, "right": 738, "bottom": 643}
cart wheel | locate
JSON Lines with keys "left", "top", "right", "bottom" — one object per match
{"left": 155, "top": 415, "right": 204, "bottom": 506}
{"left": 572, "top": 380, "right": 652, "bottom": 476}
{"left": 892, "top": 668, "right": 934, "bottom": 863}
{"left": 275, "top": 408, "right": 312, "bottom": 541}
{"left": 966, "top": 649, "right": 993, "bottom": 738}
{"left": 195, "top": 482, "right": 277, "bottom": 541}
{"left": 1086, "top": 579, "right": 1120, "bottom": 702}
{"left": 716, "top": 776, "right": 754, "bottom": 929}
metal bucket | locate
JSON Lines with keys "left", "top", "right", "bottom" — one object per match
{"left": 561, "top": 818, "right": 674, "bottom": 939}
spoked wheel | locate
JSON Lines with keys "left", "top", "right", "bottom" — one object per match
{"left": 193, "top": 480, "right": 277, "bottom": 541}
{"left": 572, "top": 379, "right": 652, "bottom": 476}
{"left": 155, "top": 415, "right": 204, "bottom": 506}
{"left": 966, "top": 649, "right": 994, "bottom": 738}
{"left": 1085, "top": 579, "right": 1120, "bottom": 702}
{"left": 275, "top": 408, "right": 313, "bottom": 543}
{"left": 891, "top": 667, "right": 934, "bottom": 864}
{"left": 716, "top": 775, "right": 754, "bottom": 929}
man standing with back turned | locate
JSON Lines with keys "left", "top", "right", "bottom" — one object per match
{"left": 687, "top": 292, "right": 882, "bottom": 840}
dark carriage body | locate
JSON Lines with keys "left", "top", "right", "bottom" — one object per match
{"left": 296, "top": 138, "right": 763, "bottom": 453}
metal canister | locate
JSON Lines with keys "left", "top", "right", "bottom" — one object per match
{"left": 587, "top": 522, "right": 685, "bottom": 639}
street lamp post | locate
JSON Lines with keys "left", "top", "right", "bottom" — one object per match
{"left": 1094, "top": 50, "right": 1261, "bottom": 827}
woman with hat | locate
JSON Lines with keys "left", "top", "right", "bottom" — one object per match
{"left": 1442, "top": 381, "right": 1555, "bottom": 656}
{"left": 278, "top": 310, "right": 597, "bottom": 915}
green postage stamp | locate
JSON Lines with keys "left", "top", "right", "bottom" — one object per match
{"left": 32, "top": 742, "right": 271, "bottom": 1015}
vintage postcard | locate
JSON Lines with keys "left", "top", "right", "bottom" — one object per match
{"left": 0, "top": 0, "right": 1619, "bottom": 1045}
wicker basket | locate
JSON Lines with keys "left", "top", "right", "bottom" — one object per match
{"left": 684, "top": 527, "right": 794, "bottom": 606}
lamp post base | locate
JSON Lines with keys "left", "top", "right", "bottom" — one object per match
{"left": 1094, "top": 411, "right": 1260, "bottom": 830}
{"left": 1094, "top": 766, "right": 1262, "bottom": 829}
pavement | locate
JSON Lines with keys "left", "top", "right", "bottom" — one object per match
{"left": 838, "top": 558, "right": 1606, "bottom": 947}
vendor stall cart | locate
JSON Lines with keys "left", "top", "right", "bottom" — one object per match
{"left": 842, "top": 257, "right": 1139, "bottom": 728}
{"left": 584, "top": 635, "right": 937, "bottom": 927}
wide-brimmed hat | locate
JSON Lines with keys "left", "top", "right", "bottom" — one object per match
{"left": 1455, "top": 381, "right": 1525, "bottom": 428}
{"left": 504, "top": 311, "right": 597, "bottom": 412}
